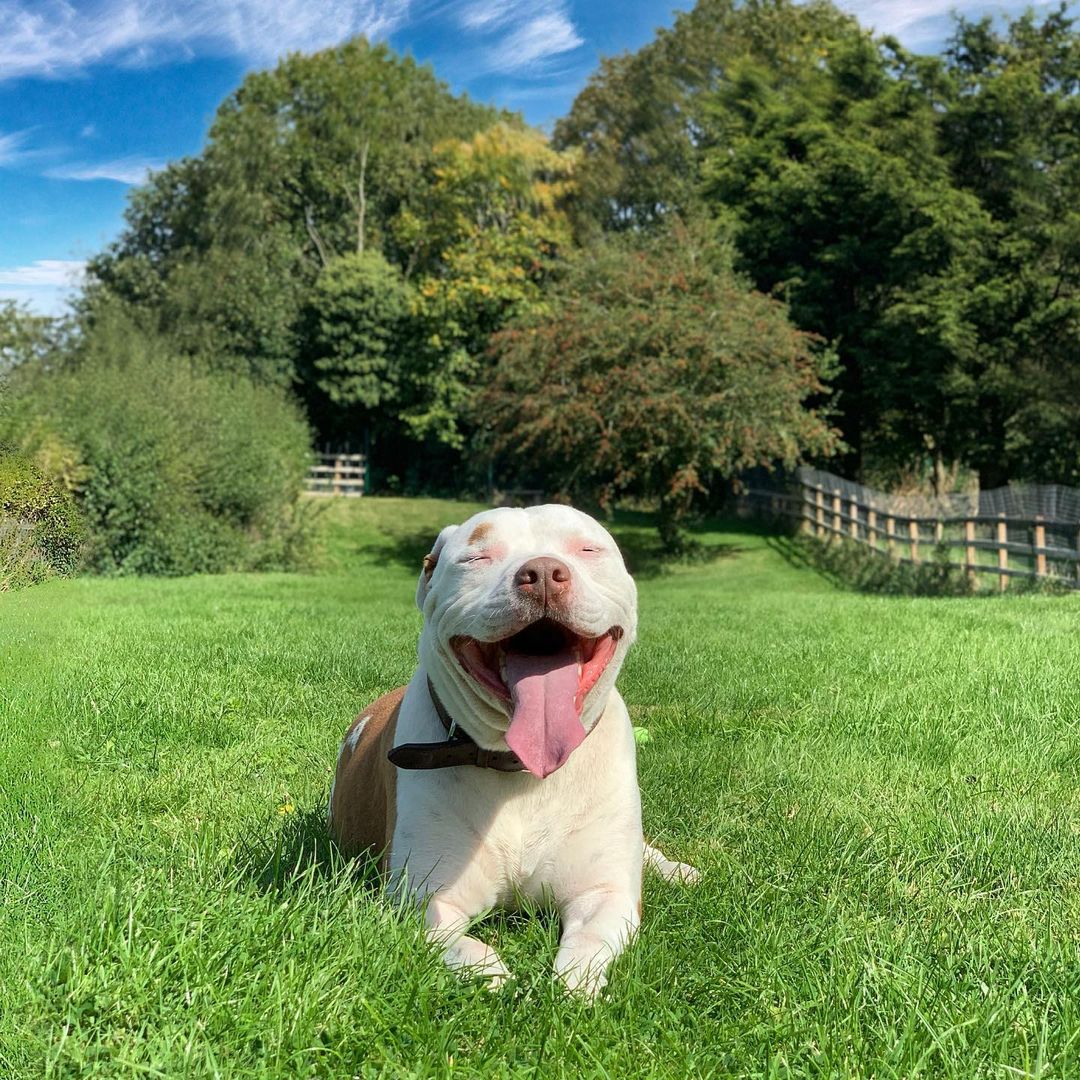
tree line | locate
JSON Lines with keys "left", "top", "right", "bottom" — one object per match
{"left": 4, "top": 0, "right": 1080, "bottom": 554}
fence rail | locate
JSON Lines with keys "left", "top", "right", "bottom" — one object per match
{"left": 739, "top": 469, "right": 1080, "bottom": 591}
{"left": 305, "top": 452, "right": 365, "bottom": 497}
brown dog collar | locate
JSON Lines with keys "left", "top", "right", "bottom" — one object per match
{"left": 386, "top": 679, "right": 526, "bottom": 772}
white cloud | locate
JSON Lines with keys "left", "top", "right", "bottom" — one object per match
{"left": 456, "top": 0, "right": 582, "bottom": 74}
{"left": 486, "top": 9, "right": 582, "bottom": 71}
{"left": 0, "top": 261, "right": 85, "bottom": 316}
{"left": 836, "top": 0, "right": 954, "bottom": 36}
{"left": 834, "top": 1, "right": 1063, "bottom": 48}
{"left": 46, "top": 157, "right": 165, "bottom": 184}
{"left": 0, "top": 260, "right": 86, "bottom": 288}
{"left": 458, "top": 0, "right": 511, "bottom": 30}
{"left": 0, "top": 0, "right": 412, "bottom": 81}
{"left": 0, "top": 129, "right": 32, "bottom": 166}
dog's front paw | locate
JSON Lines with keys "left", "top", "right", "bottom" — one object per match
{"left": 443, "top": 937, "right": 510, "bottom": 989}
{"left": 556, "top": 957, "right": 608, "bottom": 1001}
{"left": 665, "top": 860, "right": 700, "bottom": 885}
{"left": 644, "top": 843, "right": 701, "bottom": 885}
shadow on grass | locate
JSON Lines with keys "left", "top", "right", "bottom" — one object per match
{"left": 356, "top": 527, "right": 439, "bottom": 577}
{"left": 765, "top": 533, "right": 826, "bottom": 576}
{"left": 233, "top": 804, "right": 381, "bottom": 894}
{"left": 355, "top": 508, "right": 757, "bottom": 580}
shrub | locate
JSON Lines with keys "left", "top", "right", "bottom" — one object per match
{"left": 480, "top": 223, "right": 840, "bottom": 549}
{"left": 2, "top": 313, "right": 313, "bottom": 576}
{"left": 795, "top": 533, "right": 975, "bottom": 597}
{"left": 0, "top": 451, "right": 84, "bottom": 589}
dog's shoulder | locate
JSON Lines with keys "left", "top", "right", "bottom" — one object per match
{"left": 341, "top": 686, "right": 407, "bottom": 756}
{"left": 329, "top": 686, "right": 407, "bottom": 863}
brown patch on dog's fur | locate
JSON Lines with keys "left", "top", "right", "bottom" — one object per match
{"left": 637, "top": 899, "right": 643, "bottom": 919}
{"left": 329, "top": 686, "right": 405, "bottom": 869}
{"left": 422, "top": 553, "right": 437, "bottom": 579}
{"left": 467, "top": 521, "right": 494, "bottom": 546}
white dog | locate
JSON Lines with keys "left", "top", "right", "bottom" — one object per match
{"left": 329, "top": 504, "right": 696, "bottom": 996}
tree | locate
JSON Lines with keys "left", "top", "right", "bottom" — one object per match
{"left": 700, "top": 29, "right": 997, "bottom": 488}
{"left": 554, "top": 0, "right": 858, "bottom": 233}
{"left": 391, "top": 124, "right": 576, "bottom": 448}
{"left": 84, "top": 38, "right": 506, "bottom": 391}
{"left": 0, "top": 302, "right": 56, "bottom": 377}
{"left": 940, "top": 8, "right": 1080, "bottom": 485}
{"left": 560, "top": 0, "right": 1080, "bottom": 492}
{"left": 479, "top": 225, "right": 839, "bottom": 546}
{"left": 300, "top": 250, "right": 411, "bottom": 438}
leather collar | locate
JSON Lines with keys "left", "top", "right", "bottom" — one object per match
{"left": 386, "top": 678, "right": 526, "bottom": 772}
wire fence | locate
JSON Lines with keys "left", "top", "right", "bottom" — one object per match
{"left": 739, "top": 467, "right": 1080, "bottom": 591}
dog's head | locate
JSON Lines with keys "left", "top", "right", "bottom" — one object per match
{"left": 415, "top": 504, "right": 637, "bottom": 779}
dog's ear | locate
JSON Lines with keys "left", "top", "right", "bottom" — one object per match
{"left": 416, "top": 524, "right": 458, "bottom": 610}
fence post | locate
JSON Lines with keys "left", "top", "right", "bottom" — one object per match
{"left": 909, "top": 519, "right": 920, "bottom": 564}
{"left": 832, "top": 489, "right": 842, "bottom": 538}
{"left": 867, "top": 509, "right": 877, "bottom": 552}
{"left": 886, "top": 515, "right": 896, "bottom": 555}
{"left": 934, "top": 519, "right": 944, "bottom": 545}
{"left": 815, "top": 487, "right": 825, "bottom": 539}
{"left": 997, "top": 514, "right": 1008, "bottom": 592}
{"left": 1034, "top": 515, "right": 1047, "bottom": 578}
{"left": 849, "top": 498, "right": 859, "bottom": 541}
{"left": 964, "top": 519, "right": 976, "bottom": 586}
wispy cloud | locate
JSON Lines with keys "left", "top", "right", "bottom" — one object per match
{"left": 46, "top": 156, "right": 165, "bottom": 184}
{"left": 456, "top": 0, "right": 582, "bottom": 74}
{"left": 0, "top": 0, "right": 412, "bottom": 81}
{"left": 835, "top": 0, "right": 1058, "bottom": 47}
{"left": 458, "top": 0, "right": 510, "bottom": 30}
{"left": 0, "top": 259, "right": 86, "bottom": 288}
{"left": 0, "top": 129, "right": 34, "bottom": 166}
{"left": 0, "top": 260, "right": 85, "bottom": 315}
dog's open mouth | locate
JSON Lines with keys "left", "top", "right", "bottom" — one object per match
{"left": 451, "top": 620, "right": 622, "bottom": 779}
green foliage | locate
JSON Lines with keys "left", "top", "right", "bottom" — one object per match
{"left": 301, "top": 250, "right": 412, "bottom": 426}
{"left": 0, "top": 301, "right": 57, "bottom": 376}
{"left": 554, "top": 0, "right": 859, "bottom": 233}
{"left": 795, "top": 534, "right": 975, "bottom": 596}
{"left": 481, "top": 225, "right": 840, "bottom": 545}
{"left": 0, "top": 451, "right": 84, "bottom": 589}
{"left": 560, "top": 0, "right": 1080, "bottom": 492}
{"left": 395, "top": 124, "right": 575, "bottom": 448}
{"left": 695, "top": 18, "right": 997, "bottom": 483}
{"left": 84, "top": 39, "right": 506, "bottom": 393}
{"left": 1, "top": 311, "right": 313, "bottom": 576}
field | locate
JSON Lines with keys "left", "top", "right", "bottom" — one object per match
{"left": 4, "top": 497, "right": 1080, "bottom": 1078}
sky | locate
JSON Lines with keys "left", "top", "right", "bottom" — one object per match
{"left": 0, "top": 0, "right": 1071, "bottom": 314}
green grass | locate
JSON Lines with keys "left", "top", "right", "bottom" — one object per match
{"left": 5, "top": 497, "right": 1080, "bottom": 1077}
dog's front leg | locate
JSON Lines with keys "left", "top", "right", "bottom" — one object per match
{"left": 555, "top": 886, "right": 640, "bottom": 999}
{"left": 425, "top": 894, "right": 509, "bottom": 987}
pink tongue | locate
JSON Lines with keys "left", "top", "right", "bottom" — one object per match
{"left": 504, "top": 647, "right": 585, "bottom": 778}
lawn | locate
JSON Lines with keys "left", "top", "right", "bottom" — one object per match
{"left": 4, "top": 497, "right": 1080, "bottom": 1078}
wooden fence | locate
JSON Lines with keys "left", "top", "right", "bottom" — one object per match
{"left": 741, "top": 476, "right": 1080, "bottom": 591}
{"left": 306, "top": 452, "right": 365, "bottom": 497}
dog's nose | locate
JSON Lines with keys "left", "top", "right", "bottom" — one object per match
{"left": 514, "top": 557, "right": 572, "bottom": 602}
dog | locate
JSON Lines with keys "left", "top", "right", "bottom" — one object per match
{"left": 328, "top": 504, "right": 697, "bottom": 996}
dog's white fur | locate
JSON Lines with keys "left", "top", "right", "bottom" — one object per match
{"left": 333, "top": 504, "right": 696, "bottom": 996}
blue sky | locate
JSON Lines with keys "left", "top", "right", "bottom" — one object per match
{"left": 0, "top": 0, "right": 1071, "bottom": 314}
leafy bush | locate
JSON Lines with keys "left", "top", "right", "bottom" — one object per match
{"left": 0, "top": 451, "right": 84, "bottom": 589}
{"left": 481, "top": 224, "right": 840, "bottom": 548}
{"left": 795, "top": 533, "right": 975, "bottom": 597}
{"left": 2, "top": 313, "right": 313, "bottom": 576}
